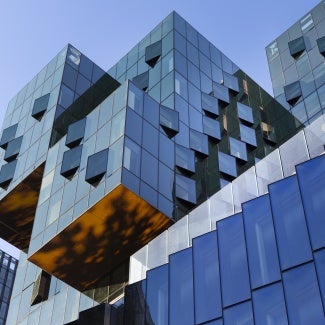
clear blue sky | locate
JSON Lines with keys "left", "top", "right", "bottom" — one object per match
{"left": 0, "top": 0, "right": 320, "bottom": 257}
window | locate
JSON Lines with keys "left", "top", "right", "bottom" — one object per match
{"left": 0, "top": 124, "right": 18, "bottom": 149}
{"left": 32, "top": 93, "right": 50, "bottom": 120}
{"left": 175, "top": 144, "right": 195, "bottom": 173}
{"left": 65, "top": 118, "right": 86, "bottom": 148}
{"left": 229, "top": 137, "right": 247, "bottom": 161}
{"left": 31, "top": 271, "right": 51, "bottom": 306}
{"left": 60, "top": 145, "right": 83, "bottom": 179}
{"left": 145, "top": 40, "right": 162, "bottom": 68}
{"left": 240, "top": 124, "right": 257, "bottom": 147}
{"left": 218, "top": 151, "right": 237, "bottom": 178}
{"left": 4, "top": 136, "right": 23, "bottom": 162}
{"left": 212, "top": 82, "right": 229, "bottom": 104}
{"left": 300, "top": 13, "right": 314, "bottom": 33}
{"left": 0, "top": 160, "right": 17, "bottom": 189}
{"left": 123, "top": 138, "right": 141, "bottom": 177}
{"left": 132, "top": 71, "right": 149, "bottom": 92}
{"left": 237, "top": 102, "right": 254, "bottom": 125}
{"left": 160, "top": 105, "right": 179, "bottom": 137}
{"left": 317, "top": 36, "right": 325, "bottom": 56}
{"left": 284, "top": 81, "right": 302, "bottom": 105}
{"left": 288, "top": 37, "right": 306, "bottom": 59}
{"left": 203, "top": 116, "right": 221, "bottom": 141}
{"left": 85, "top": 149, "right": 109, "bottom": 185}
{"left": 201, "top": 92, "right": 219, "bottom": 116}
{"left": 266, "top": 41, "right": 279, "bottom": 61}
{"left": 175, "top": 174, "right": 196, "bottom": 204}
{"left": 223, "top": 72, "right": 239, "bottom": 93}
{"left": 189, "top": 129, "right": 209, "bottom": 156}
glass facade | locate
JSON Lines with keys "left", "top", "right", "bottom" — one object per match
{"left": 0, "top": 6, "right": 323, "bottom": 325}
{"left": 267, "top": 1, "right": 325, "bottom": 124}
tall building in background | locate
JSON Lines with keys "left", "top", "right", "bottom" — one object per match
{"left": 0, "top": 250, "right": 18, "bottom": 325}
{"left": 0, "top": 4, "right": 324, "bottom": 325}
{"left": 266, "top": 1, "right": 325, "bottom": 124}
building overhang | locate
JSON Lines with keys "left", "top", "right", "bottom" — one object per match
{"left": 28, "top": 184, "right": 173, "bottom": 291}
{"left": 0, "top": 163, "right": 45, "bottom": 250}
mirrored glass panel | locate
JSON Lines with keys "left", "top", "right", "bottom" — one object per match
{"left": 65, "top": 118, "right": 87, "bottom": 148}
{"left": 4, "top": 136, "right": 23, "bottom": 162}
{"left": 0, "top": 124, "right": 18, "bottom": 149}
{"left": 32, "top": 93, "right": 50, "bottom": 120}
{"left": 60, "top": 145, "right": 83, "bottom": 179}
{"left": 85, "top": 149, "right": 108, "bottom": 185}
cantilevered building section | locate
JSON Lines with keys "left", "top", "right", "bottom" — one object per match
{"left": 0, "top": 8, "right": 323, "bottom": 325}
{"left": 266, "top": 1, "right": 325, "bottom": 124}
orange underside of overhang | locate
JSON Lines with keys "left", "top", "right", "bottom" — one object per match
{"left": 28, "top": 184, "right": 173, "bottom": 291}
{"left": 0, "top": 164, "right": 44, "bottom": 250}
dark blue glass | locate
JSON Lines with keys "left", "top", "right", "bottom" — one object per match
{"left": 141, "top": 149, "right": 158, "bottom": 189}
{"left": 160, "top": 105, "right": 179, "bottom": 136}
{"left": 146, "top": 264, "right": 168, "bottom": 325}
{"left": 205, "top": 320, "right": 223, "bottom": 325}
{"left": 240, "top": 124, "right": 257, "bottom": 147}
{"left": 229, "top": 137, "right": 247, "bottom": 161}
{"left": 253, "top": 282, "right": 288, "bottom": 325}
{"left": 0, "top": 160, "right": 17, "bottom": 189}
{"left": 217, "top": 213, "right": 251, "bottom": 307}
{"left": 283, "top": 263, "right": 325, "bottom": 325}
{"left": 169, "top": 248, "right": 194, "bottom": 325}
{"left": 142, "top": 121, "right": 158, "bottom": 157}
{"left": 4, "top": 136, "right": 23, "bottom": 162}
{"left": 203, "top": 116, "right": 221, "bottom": 141}
{"left": 212, "top": 82, "right": 229, "bottom": 104}
{"left": 193, "top": 231, "right": 222, "bottom": 324}
{"left": 159, "top": 134, "right": 174, "bottom": 169}
{"left": 223, "top": 72, "right": 239, "bottom": 93}
{"left": 143, "top": 93, "right": 159, "bottom": 127}
{"left": 175, "top": 174, "right": 196, "bottom": 204}
{"left": 189, "top": 129, "right": 209, "bottom": 156}
{"left": 314, "top": 249, "right": 325, "bottom": 306}
{"left": 223, "top": 301, "right": 254, "bottom": 325}
{"left": 158, "top": 162, "right": 174, "bottom": 201}
{"left": 296, "top": 155, "right": 325, "bottom": 250}
{"left": 66, "top": 118, "right": 86, "bottom": 148}
{"left": 218, "top": 151, "right": 237, "bottom": 178}
{"left": 175, "top": 144, "right": 195, "bottom": 173}
{"left": 76, "top": 73, "right": 91, "bottom": 95}
{"left": 125, "top": 108, "right": 142, "bottom": 145}
{"left": 32, "top": 93, "right": 50, "bottom": 120}
{"left": 202, "top": 92, "right": 219, "bottom": 116}
{"left": 0, "top": 124, "right": 18, "bottom": 149}
{"left": 85, "top": 149, "right": 108, "bottom": 185}
{"left": 237, "top": 102, "right": 254, "bottom": 125}
{"left": 269, "top": 176, "right": 313, "bottom": 270}
{"left": 243, "top": 195, "right": 281, "bottom": 288}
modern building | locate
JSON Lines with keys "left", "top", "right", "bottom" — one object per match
{"left": 266, "top": 1, "right": 325, "bottom": 124}
{"left": 0, "top": 250, "right": 18, "bottom": 325}
{"left": 0, "top": 4, "right": 324, "bottom": 325}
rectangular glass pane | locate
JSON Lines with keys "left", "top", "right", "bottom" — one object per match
{"left": 224, "top": 301, "right": 254, "bottom": 325}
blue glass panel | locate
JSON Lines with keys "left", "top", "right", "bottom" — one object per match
{"left": 223, "top": 72, "right": 239, "bottom": 93}
{"left": 314, "top": 249, "right": 325, "bottom": 306}
{"left": 203, "top": 116, "right": 221, "bottom": 141}
{"left": 0, "top": 124, "right": 18, "bottom": 149}
{"left": 146, "top": 264, "right": 168, "bottom": 325}
{"left": 141, "top": 149, "right": 158, "bottom": 189}
{"left": 269, "top": 176, "right": 313, "bottom": 270}
{"left": 253, "top": 282, "right": 288, "bottom": 325}
{"left": 283, "top": 263, "right": 325, "bottom": 325}
{"left": 240, "top": 124, "right": 257, "bottom": 147}
{"left": 296, "top": 155, "right": 325, "bottom": 250}
{"left": 243, "top": 195, "right": 281, "bottom": 288}
{"left": 125, "top": 108, "right": 142, "bottom": 145}
{"left": 218, "top": 151, "right": 237, "bottom": 178}
{"left": 175, "top": 144, "right": 195, "bottom": 173}
{"left": 128, "top": 82, "right": 144, "bottom": 115}
{"left": 229, "top": 137, "right": 247, "bottom": 161}
{"left": 169, "top": 248, "right": 194, "bottom": 325}
{"left": 189, "top": 129, "right": 209, "bottom": 156}
{"left": 237, "top": 102, "right": 254, "bottom": 125}
{"left": 217, "top": 213, "right": 251, "bottom": 307}
{"left": 202, "top": 92, "right": 219, "bottom": 116}
{"left": 4, "top": 136, "right": 23, "bottom": 162}
{"left": 212, "top": 82, "right": 229, "bottom": 104}
{"left": 175, "top": 174, "right": 196, "bottom": 204}
{"left": 205, "top": 320, "right": 223, "bottom": 325}
{"left": 223, "top": 301, "right": 254, "bottom": 325}
{"left": 193, "top": 231, "right": 222, "bottom": 324}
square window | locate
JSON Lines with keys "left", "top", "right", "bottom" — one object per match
{"left": 202, "top": 93, "right": 219, "bottom": 116}
{"left": 240, "top": 124, "right": 257, "bottom": 147}
{"left": 32, "top": 93, "right": 50, "bottom": 120}
{"left": 4, "top": 136, "right": 23, "bottom": 162}
{"left": 85, "top": 149, "right": 109, "bottom": 185}
{"left": 175, "top": 174, "right": 196, "bottom": 204}
{"left": 132, "top": 71, "right": 149, "bottom": 91}
{"left": 60, "top": 145, "right": 83, "bottom": 179}
{"left": 160, "top": 105, "right": 179, "bottom": 137}
{"left": 65, "top": 118, "right": 87, "bottom": 148}
{"left": 288, "top": 37, "right": 306, "bottom": 59}
{"left": 229, "top": 137, "right": 248, "bottom": 161}
{"left": 175, "top": 144, "right": 195, "bottom": 173}
{"left": 0, "top": 160, "right": 17, "bottom": 189}
{"left": 223, "top": 72, "right": 239, "bottom": 93}
{"left": 317, "top": 36, "right": 325, "bottom": 56}
{"left": 212, "top": 82, "right": 230, "bottom": 104}
{"left": 145, "top": 41, "right": 162, "bottom": 68}
{"left": 218, "top": 151, "right": 237, "bottom": 178}
{"left": 237, "top": 102, "right": 254, "bottom": 125}
{"left": 203, "top": 116, "right": 221, "bottom": 141}
{"left": 189, "top": 129, "right": 209, "bottom": 156}
{"left": 0, "top": 124, "right": 18, "bottom": 149}
{"left": 284, "top": 81, "right": 302, "bottom": 105}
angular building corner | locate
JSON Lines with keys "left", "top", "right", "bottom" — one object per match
{"left": 0, "top": 5, "right": 324, "bottom": 325}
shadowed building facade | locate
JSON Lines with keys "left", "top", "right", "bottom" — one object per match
{"left": 0, "top": 7, "right": 323, "bottom": 325}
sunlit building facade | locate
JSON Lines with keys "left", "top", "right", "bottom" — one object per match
{"left": 0, "top": 7, "right": 323, "bottom": 325}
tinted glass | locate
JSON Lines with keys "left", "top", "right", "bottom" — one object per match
{"left": 240, "top": 124, "right": 257, "bottom": 147}
{"left": 60, "top": 145, "right": 83, "bottom": 179}
{"left": 169, "top": 248, "right": 194, "bottom": 325}
{"left": 283, "top": 263, "right": 324, "bottom": 325}
{"left": 253, "top": 282, "right": 288, "bottom": 325}
{"left": 175, "top": 174, "right": 196, "bottom": 204}
{"left": 237, "top": 102, "right": 254, "bottom": 125}
{"left": 146, "top": 264, "right": 168, "bottom": 325}
{"left": 193, "top": 232, "right": 222, "bottom": 323}
{"left": 0, "top": 124, "right": 18, "bottom": 149}
{"left": 269, "top": 176, "right": 313, "bottom": 270}
{"left": 230, "top": 137, "right": 247, "bottom": 161}
{"left": 217, "top": 213, "right": 251, "bottom": 307}
{"left": 218, "top": 151, "right": 237, "bottom": 178}
{"left": 32, "top": 93, "right": 50, "bottom": 119}
{"left": 203, "top": 116, "right": 221, "bottom": 140}
{"left": 0, "top": 160, "right": 17, "bottom": 189}
{"left": 4, "top": 136, "right": 23, "bottom": 162}
{"left": 296, "top": 155, "right": 325, "bottom": 250}
{"left": 189, "top": 129, "right": 208, "bottom": 156}
{"left": 85, "top": 149, "right": 108, "bottom": 184}
{"left": 175, "top": 144, "right": 195, "bottom": 173}
{"left": 223, "top": 301, "right": 254, "bottom": 325}
{"left": 66, "top": 118, "right": 86, "bottom": 148}
{"left": 243, "top": 195, "right": 281, "bottom": 288}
